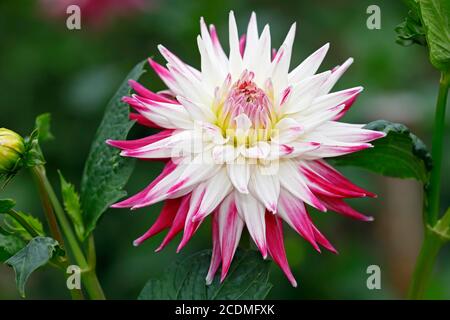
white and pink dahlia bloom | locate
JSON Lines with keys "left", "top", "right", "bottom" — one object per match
{"left": 108, "top": 12, "right": 385, "bottom": 287}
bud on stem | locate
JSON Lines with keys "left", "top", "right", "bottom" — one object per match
{"left": 0, "top": 128, "right": 25, "bottom": 175}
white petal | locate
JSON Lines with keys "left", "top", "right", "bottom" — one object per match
{"left": 167, "top": 64, "right": 212, "bottom": 105}
{"left": 227, "top": 159, "right": 251, "bottom": 193}
{"left": 199, "top": 18, "right": 228, "bottom": 77}
{"left": 249, "top": 167, "right": 280, "bottom": 213}
{"left": 272, "top": 118, "right": 304, "bottom": 143}
{"left": 177, "top": 95, "right": 215, "bottom": 123}
{"left": 271, "top": 23, "right": 296, "bottom": 94}
{"left": 234, "top": 113, "right": 252, "bottom": 131}
{"left": 297, "top": 133, "right": 372, "bottom": 159}
{"left": 212, "top": 145, "right": 238, "bottom": 163}
{"left": 243, "top": 12, "right": 259, "bottom": 65}
{"left": 314, "top": 121, "right": 386, "bottom": 143}
{"left": 120, "top": 130, "right": 197, "bottom": 159}
{"left": 288, "top": 43, "right": 330, "bottom": 83}
{"left": 282, "top": 71, "right": 331, "bottom": 114}
{"left": 229, "top": 11, "right": 244, "bottom": 79}
{"left": 217, "top": 193, "right": 244, "bottom": 280}
{"left": 241, "top": 141, "right": 271, "bottom": 159}
{"left": 296, "top": 104, "right": 346, "bottom": 132}
{"left": 158, "top": 45, "right": 201, "bottom": 80}
{"left": 191, "top": 168, "right": 233, "bottom": 221}
{"left": 317, "top": 58, "right": 354, "bottom": 96}
{"left": 305, "top": 87, "right": 363, "bottom": 115}
{"left": 235, "top": 192, "right": 267, "bottom": 258}
{"left": 278, "top": 160, "right": 326, "bottom": 211}
{"left": 253, "top": 25, "right": 272, "bottom": 86}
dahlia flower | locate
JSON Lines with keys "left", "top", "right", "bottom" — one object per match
{"left": 108, "top": 11, "right": 385, "bottom": 287}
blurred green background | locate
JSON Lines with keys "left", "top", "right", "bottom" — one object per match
{"left": 1, "top": 0, "right": 449, "bottom": 299}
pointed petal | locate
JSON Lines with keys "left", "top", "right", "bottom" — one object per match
{"left": 176, "top": 183, "right": 207, "bottom": 252}
{"left": 119, "top": 130, "right": 198, "bottom": 159}
{"left": 282, "top": 71, "right": 331, "bottom": 115}
{"left": 106, "top": 130, "right": 174, "bottom": 151}
{"left": 229, "top": 11, "right": 244, "bottom": 78}
{"left": 289, "top": 43, "right": 330, "bottom": 83}
{"left": 311, "top": 223, "right": 338, "bottom": 254}
{"left": 191, "top": 168, "right": 233, "bottom": 222}
{"left": 217, "top": 193, "right": 244, "bottom": 281}
{"left": 243, "top": 12, "right": 258, "bottom": 64}
{"left": 155, "top": 194, "right": 191, "bottom": 252}
{"left": 206, "top": 212, "right": 221, "bottom": 285}
{"left": 278, "top": 160, "right": 327, "bottom": 212}
{"left": 297, "top": 104, "right": 346, "bottom": 132}
{"left": 300, "top": 161, "right": 367, "bottom": 198}
{"left": 252, "top": 25, "right": 272, "bottom": 85}
{"left": 314, "top": 121, "right": 386, "bottom": 143}
{"left": 133, "top": 198, "right": 182, "bottom": 246}
{"left": 209, "top": 24, "right": 229, "bottom": 66}
{"left": 271, "top": 23, "right": 296, "bottom": 93}
{"left": 266, "top": 212, "right": 297, "bottom": 287}
{"left": 177, "top": 95, "right": 216, "bottom": 123}
{"left": 249, "top": 168, "right": 280, "bottom": 213}
{"left": 128, "top": 79, "right": 176, "bottom": 103}
{"left": 305, "top": 87, "right": 363, "bottom": 115}
{"left": 318, "top": 58, "right": 354, "bottom": 95}
{"left": 158, "top": 44, "right": 201, "bottom": 81}
{"left": 148, "top": 58, "right": 181, "bottom": 95}
{"left": 277, "top": 189, "right": 320, "bottom": 251}
{"left": 318, "top": 195, "right": 373, "bottom": 221}
{"left": 306, "top": 160, "right": 376, "bottom": 198}
{"left": 235, "top": 192, "right": 267, "bottom": 258}
{"left": 111, "top": 160, "right": 177, "bottom": 208}
{"left": 272, "top": 118, "right": 304, "bottom": 143}
{"left": 129, "top": 113, "right": 161, "bottom": 128}
{"left": 227, "top": 160, "right": 251, "bottom": 193}
{"left": 131, "top": 154, "right": 220, "bottom": 209}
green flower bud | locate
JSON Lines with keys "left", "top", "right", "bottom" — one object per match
{"left": 0, "top": 128, "right": 25, "bottom": 174}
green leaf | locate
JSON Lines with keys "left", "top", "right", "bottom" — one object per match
{"left": 22, "top": 130, "right": 45, "bottom": 168}
{"left": 58, "top": 171, "right": 85, "bottom": 241}
{"left": 396, "top": 0, "right": 427, "bottom": 46}
{"left": 80, "top": 61, "right": 146, "bottom": 236}
{"left": 35, "top": 113, "right": 54, "bottom": 142}
{"left": 138, "top": 249, "right": 273, "bottom": 300}
{"left": 330, "top": 120, "right": 432, "bottom": 182}
{"left": 0, "top": 199, "right": 16, "bottom": 213}
{"left": 431, "top": 207, "right": 450, "bottom": 241}
{"left": 0, "top": 211, "right": 45, "bottom": 241}
{"left": 419, "top": 0, "right": 450, "bottom": 71}
{"left": 0, "top": 233, "right": 26, "bottom": 262}
{"left": 5, "top": 236, "right": 59, "bottom": 297}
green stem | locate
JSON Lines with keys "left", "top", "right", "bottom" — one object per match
{"left": 408, "top": 228, "right": 443, "bottom": 299}
{"left": 31, "top": 167, "right": 64, "bottom": 246}
{"left": 6, "top": 209, "right": 40, "bottom": 238}
{"left": 408, "top": 71, "right": 449, "bottom": 299}
{"left": 87, "top": 234, "right": 97, "bottom": 269}
{"left": 427, "top": 72, "right": 449, "bottom": 225}
{"left": 31, "top": 165, "right": 105, "bottom": 300}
